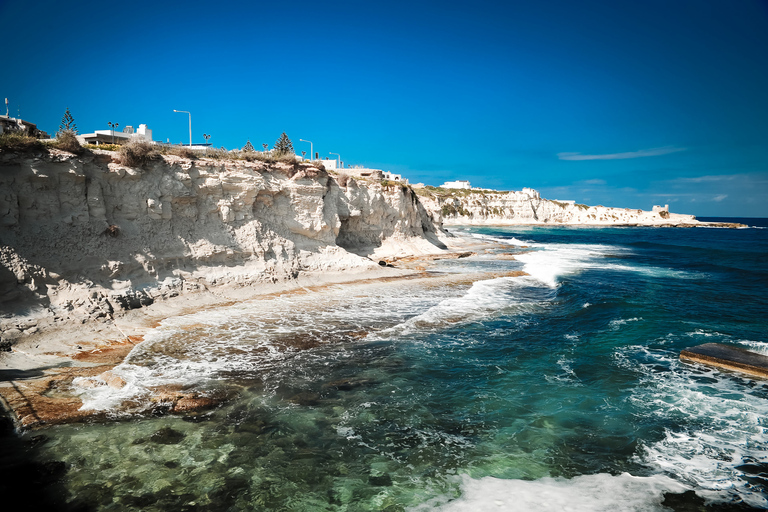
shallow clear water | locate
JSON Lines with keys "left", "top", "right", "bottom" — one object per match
{"left": 4, "top": 222, "right": 768, "bottom": 511}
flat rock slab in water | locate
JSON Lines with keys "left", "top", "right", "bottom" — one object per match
{"left": 680, "top": 343, "right": 768, "bottom": 378}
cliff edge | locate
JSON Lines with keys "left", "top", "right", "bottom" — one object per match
{"left": 0, "top": 149, "right": 446, "bottom": 339}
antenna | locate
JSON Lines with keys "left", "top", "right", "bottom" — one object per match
{"left": 4, "top": 98, "right": 7, "bottom": 117}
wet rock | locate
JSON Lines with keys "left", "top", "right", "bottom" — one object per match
{"left": 288, "top": 392, "right": 321, "bottom": 406}
{"left": 28, "top": 434, "right": 50, "bottom": 447}
{"left": 369, "top": 473, "right": 393, "bottom": 486}
{"left": 325, "top": 378, "right": 373, "bottom": 391}
{"left": 149, "top": 427, "right": 185, "bottom": 445}
{"left": 1, "top": 328, "right": 22, "bottom": 341}
{"left": 98, "top": 370, "right": 126, "bottom": 388}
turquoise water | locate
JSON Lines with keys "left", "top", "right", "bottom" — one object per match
{"left": 2, "top": 222, "right": 768, "bottom": 511}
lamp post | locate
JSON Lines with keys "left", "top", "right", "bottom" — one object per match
{"left": 203, "top": 133, "right": 211, "bottom": 154}
{"left": 173, "top": 110, "right": 191, "bottom": 146}
{"left": 299, "top": 139, "right": 313, "bottom": 162}
{"left": 329, "top": 152, "right": 341, "bottom": 169}
{"left": 107, "top": 122, "right": 119, "bottom": 144}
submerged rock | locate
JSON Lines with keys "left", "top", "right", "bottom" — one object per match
{"left": 149, "top": 427, "right": 185, "bottom": 445}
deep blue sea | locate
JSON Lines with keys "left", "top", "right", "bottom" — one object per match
{"left": 2, "top": 220, "right": 768, "bottom": 511}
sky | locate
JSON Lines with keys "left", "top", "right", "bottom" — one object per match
{"left": 4, "top": 0, "right": 768, "bottom": 217}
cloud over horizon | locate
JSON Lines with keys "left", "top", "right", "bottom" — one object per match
{"left": 558, "top": 146, "right": 686, "bottom": 161}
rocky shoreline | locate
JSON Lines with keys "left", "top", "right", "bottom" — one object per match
{"left": 0, "top": 237, "right": 517, "bottom": 431}
{"left": 0, "top": 147, "right": 745, "bottom": 431}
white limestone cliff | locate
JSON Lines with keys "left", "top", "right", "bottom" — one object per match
{"left": 416, "top": 188, "right": 699, "bottom": 226}
{"left": 0, "top": 150, "right": 446, "bottom": 330}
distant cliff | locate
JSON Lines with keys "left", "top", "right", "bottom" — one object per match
{"left": 414, "top": 187, "right": 699, "bottom": 226}
{"left": 0, "top": 149, "right": 445, "bottom": 329}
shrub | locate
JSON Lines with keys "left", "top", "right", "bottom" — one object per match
{"left": 0, "top": 132, "right": 44, "bottom": 152}
{"left": 204, "top": 147, "right": 231, "bottom": 160}
{"left": 119, "top": 140, "right": 160, "bottom": 168}
{"left": 84, "top": 143, "right": 120, "bottom": 152}
{"left": 51, "top": 130, "right": 83, "bottom": 154}
{"left": 161, "top": 145, "right": 197, "bottom": 159}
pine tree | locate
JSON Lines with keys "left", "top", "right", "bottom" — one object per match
{"left": 273, "top": 132, "right": 294, "bottom": 155}
{"left": 59, "top": 107, "right": 78, "bottom": 134}
{"left": 242, "top": 140, "right": 255, "bottom": 152}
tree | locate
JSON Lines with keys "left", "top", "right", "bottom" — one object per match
{"left": 59, "top": 107, "right": 78, "bottom": 134}
{"left": 273, "top": 132, "right": 294, "bottom": 155}
{"left": 242, "top": 140, "right": 255, "bottom": 152}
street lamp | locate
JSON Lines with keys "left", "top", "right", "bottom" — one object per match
{"left": 173, "top": 110, "right": 191, "bottom": 146}
{"left": 329, "top": 152, "right": 341, "bottom": 169}
{"left": 299, "top": 139, "right": 313, "bottom": 162}
{"left": 203, "top": 133, "right": 211, "bottom": 155}
{"left": 107, "top": 122, "right": 119, "bottom": 144}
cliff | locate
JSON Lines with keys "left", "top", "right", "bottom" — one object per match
{"left": 414, "top": 188, "right": 700, "bottom": 226}
{"left": 0, "top": 149, "right": 446, "bottom": 335}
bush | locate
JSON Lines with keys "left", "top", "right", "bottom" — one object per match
{"left": 204, "top": 147, "right": 231, "bottom": 160}
{"left": 0, "top": 132, "right": 44, "bottom": 152}
{"left": 51, "top": 130, "right": 83, "bottom": 154}
{"left": 119, "top": 140, "right": 160, "bottom": 168}
{"left": 84, "top": 143, "right": 121, "bottom": 152}
{"left": 161, "top": 146, "right": 198, "bottom": 159}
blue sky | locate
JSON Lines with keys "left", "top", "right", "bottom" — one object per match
{"left": 4, "top": 0, "right": 767, "bottom": 217}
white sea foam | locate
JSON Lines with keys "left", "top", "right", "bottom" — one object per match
{"left": 736, "top": 339, "right": 768, "bottom": 356}
{"left": 416, "top": 473, "right": 687, "bottom": 512}
{"left": 514, "top": 243, "right": 621, "bottom": 287}
{"left": 74, "top": 281, "right": 460, "bottom": 411}
{"left": 609, "top": 317, "right": 642, "bottom": 330}
{"left": 618, "top": 347, "right": 768, "bottom": 508}
{"left": 516, "top": 242, "right": 701, "bottom": 287}
{"left": 374, "top": 275, "right": 550, "bottom": 338}
{"left": 469, "top": 233, "right": 531, "bottom": 246}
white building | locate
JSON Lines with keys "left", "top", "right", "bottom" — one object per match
{"left": 0, "top": 115, "right": 48, "bottom": 137}
{"left": 78, "top": 124, "right": 154, "bottom": 145}
{"left": 441, "top": 180, "right": 472, "bottom": 189}
{"left": 383, "top": 171, "right": 408, "bottom": 184}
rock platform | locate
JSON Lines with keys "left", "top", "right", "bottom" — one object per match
{"left": 680, "top": 343, "right": 768, "bottom": 379}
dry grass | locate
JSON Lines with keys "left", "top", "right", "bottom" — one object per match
{"left": 0, "top": 132, "right": 44, "bottom": 152}
{"left": 160, "top": 146, "right": 198, "bottom": 159}
{"left": 119, "top": 140, "right": 160, "bottom": 168}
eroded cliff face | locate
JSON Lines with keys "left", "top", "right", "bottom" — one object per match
{"left": 0, "top": 150, "right": 444, "bottom": 329}
{"left": 418, "top": 190, "right": 698, "bottom": 226}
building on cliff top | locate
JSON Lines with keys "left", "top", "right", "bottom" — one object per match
{"left": 0, "top": 114, "right": 49, "bottom": 138}
{"left": 335, "top": 166, "right": 409, "bottom": 184}
{"left": 441, "top": 180, "right": 472, "bottom": 189}
{"left": 77, "top": 124, "right": 154, "bottom": 145}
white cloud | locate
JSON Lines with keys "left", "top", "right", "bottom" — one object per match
{"left": 558, "top": 146, "right": 686, "bottom": 161}
{"left": 713, "top": 194, "right": 728, "bottom": 202}
{"left": 674, "top": 175, "right": 736, "bottom": 183}
{"left": 580, "top": 179, "right": 606, "bottom": 185}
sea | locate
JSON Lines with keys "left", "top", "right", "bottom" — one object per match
{"left": 2, "top": 218, "right": 767, "bottom": 511}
